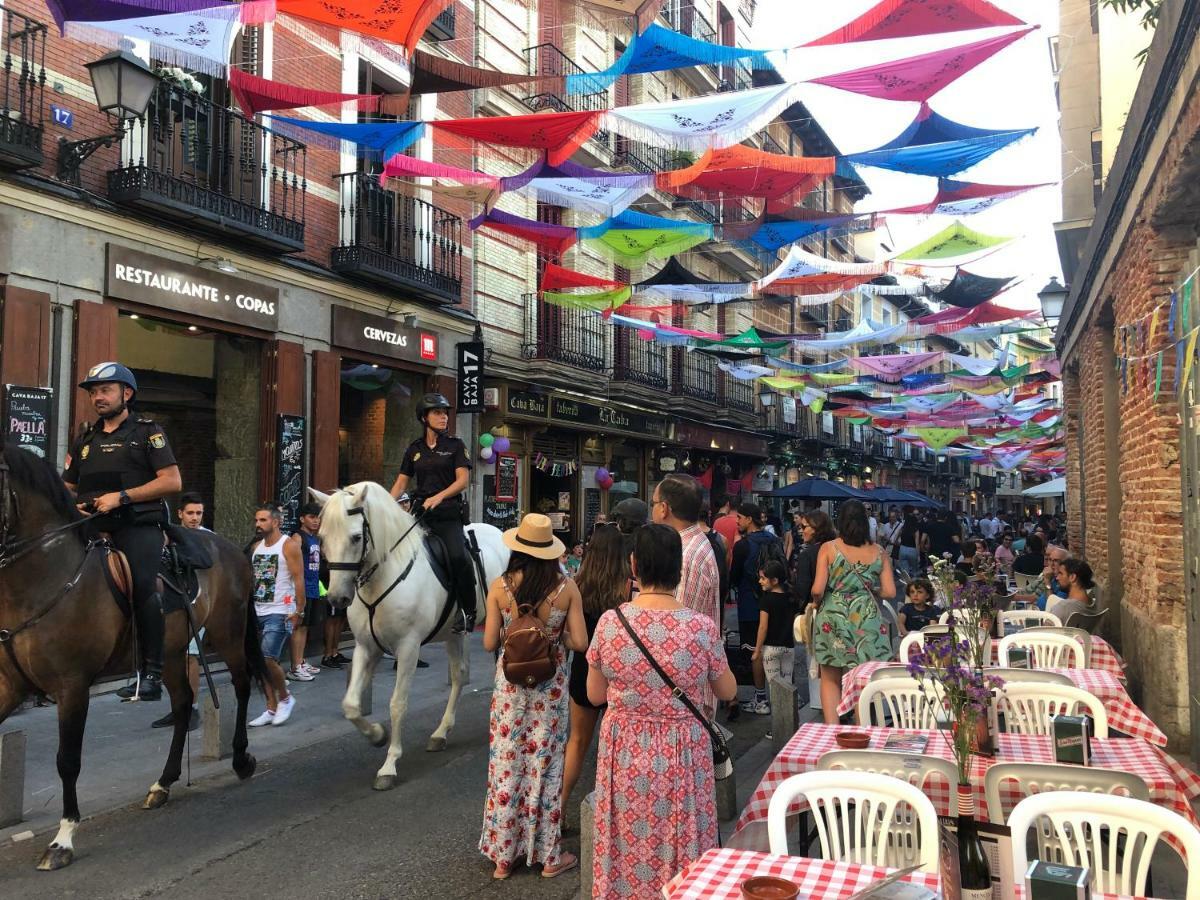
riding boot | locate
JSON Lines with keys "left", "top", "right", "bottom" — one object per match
{"left": 130, "top": 592, "right": 164, "bottom": 701}
{"left": 451, "top": 578, "right": 476, "bottom": 634}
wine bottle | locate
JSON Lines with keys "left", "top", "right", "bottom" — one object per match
{"left": 957, "top": 787, "right": 992, "bottom": 900}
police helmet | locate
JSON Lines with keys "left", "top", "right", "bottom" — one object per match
{"left": 415, "top": 392, "right": 451, "bottom": 422}
{"left": 78, "top": 361, "right": 138, "bottom": 396}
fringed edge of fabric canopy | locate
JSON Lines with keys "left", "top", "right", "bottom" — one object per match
{"left": 264, "top": 115, "right": 425, "bottom": 158}
{"left": 64, "top": 16, "right": 239, "bottom": 76}
{"left": 581, "top": 229, "right": 712, "bottom": 267}
{"left": 543, "top": 287, "right": 632, "bottom": 310}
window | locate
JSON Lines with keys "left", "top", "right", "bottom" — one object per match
{"left": 1091, "top": 128, "right": 1104, "bottom": 206}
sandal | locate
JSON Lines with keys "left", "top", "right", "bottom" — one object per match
{"left": 492, "top": 864, "right": 512, "bottom": 881}
{"left": 542, "top": 853, "right": 578, "bottom": 879}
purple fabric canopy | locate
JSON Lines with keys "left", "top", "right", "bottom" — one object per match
{"left": 45, "top": 0, "right": 233, "bottom": 30}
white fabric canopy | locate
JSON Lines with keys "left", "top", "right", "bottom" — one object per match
{"left": 1022, "top": 476, "right": 1066, "bottom": 497}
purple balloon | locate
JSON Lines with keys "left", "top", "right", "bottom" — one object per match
{"left": 493, "top": 436, "right": 511, "bottom": 453}
{"left": 596, "top": 467, "right": 610, "bottom": 484}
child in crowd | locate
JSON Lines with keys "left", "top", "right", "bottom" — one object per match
{"left": 898, "top": 577, "right": 940, "bottom": 635}
{"left": 752, "top": 560, "right": 796, "bottom": 698}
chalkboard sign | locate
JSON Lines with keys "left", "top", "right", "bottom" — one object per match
{"left": 482, "top": 474, "right": 519, "bottom": 530}
{"left": 275, "top": 414, "right": 306, "bottom": 533}
{"left": 4, "top": 385, "right": 53, "bottom": 459}
{"left": 495, "top": 452, "right": 518, "bottom": 501}
{"left": 583, "top": 488, "right": 601, "bottom": 541}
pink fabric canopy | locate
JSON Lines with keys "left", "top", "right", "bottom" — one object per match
{"left": 804, "top": 0, "right": 1026, "bottom": 46}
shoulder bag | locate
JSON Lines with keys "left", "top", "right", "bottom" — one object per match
{"left": 614, "top": 606, "right": 732, "bottom": 781}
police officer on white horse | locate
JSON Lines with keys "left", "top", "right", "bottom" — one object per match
{"left": 63, "top": 362, "right": 182, "bottom": 700}
{"left": 389, "top": 393, "right": 475, "bottom": 632}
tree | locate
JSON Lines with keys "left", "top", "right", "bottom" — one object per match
{"left": 1101, "top": 0, "right": 1162, "bottom": 62}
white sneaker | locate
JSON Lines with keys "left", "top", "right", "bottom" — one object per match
{"left": 248, "top": 709, "right": 275, "bottom": 727}
{"left": 288, "top": 667, "right": 315, "bottom": 682}
{"left": 301, "top": 661, "right": 321, "bottom": 675}
{"left": 272, "top": 694, "right": 295, "bottom": 725}
{"left": 740, "top": 699, "right": 771, "bottom": 716}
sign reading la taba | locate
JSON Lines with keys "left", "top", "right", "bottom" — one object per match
{"left": 105, "top": 245, "right": 279, "bottom": 330}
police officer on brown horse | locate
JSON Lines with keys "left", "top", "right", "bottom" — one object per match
{"left": 63, "top": 362, "right": 182, "bottom": 700}
{"left": 389, "top": 393, "right": 475, "bottom": 632}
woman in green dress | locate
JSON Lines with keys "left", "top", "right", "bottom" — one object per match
{"left": 811, "top": 500, "right": 896, "bottom": 724}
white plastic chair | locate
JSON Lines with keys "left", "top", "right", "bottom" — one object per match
{"left": 1008, "top": 791, "right": 1200, "bottom": 900}
{"left": 1013, "top": 571, "right": 1042, "bottom": 594}
{"left": 868, "top": 664, "right": 914, "bottom": 682}
{"left": 900, "top": 626, "right": 990, "bottom": 665}
{"left": 984, "top": 761, "right": 1149, "bottom": 827}
{"left": 984, "top": 667, "right": 1073, "bottom": 686}
{"left": 818, "top": 751, "right": 958, "bottom": 869}
{"left": 996, "top": 683, "right": 1109, "bottom": 738}
{"left": 767, "top": 770, "right": 940, "bottom": 873}
{"left": 1000, "top": 609, "right": 1062, "bottom": 628}
{"left": 998, "top": 631, "right": 1085, "bottom": 669}
{"left": 857, "top": 677, "right": 940, "bottom": 730}
{"left": 1022, "top": 626, "right": 1093, "bottom": 668}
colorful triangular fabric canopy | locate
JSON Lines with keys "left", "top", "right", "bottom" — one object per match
{"left": 927, "top": 269, "right": 1015, "bottom": 308}
{"left": 62, "top": 5, "right": 241, "bottom": 74}
{"left": 267, "top": 115, "right": 425, "bottom": 158}
{"left": 501, "top": 156, "right": 654, "bottom": 217}
{"left": 274, "top": 0, "right": 452, "bottom": 52}
{"left": 811, "top": 28, "right": 1035, "bottom": 102}
{"left": 667, "top": 144, "right": 836, "bottom": 210}
{"left": 433, "top": 110, "right": 599, "bottom": 167}
{"left": 894, "top": 221, "right": 1013, "bottom": 262}
{"left": 410, "top": 48, "right": 549, "bottom": 95}
{"left": 541, "top": 263, "right": 623, "bottom": 293}
{"left": 747, "top": 213, "right": 869, "bottom": 252}
{"left": 567, "top": 23, "right": 773, "bottom": 94}
{"left": 578, "top": 209, "right": 712, "bottom": 265}
{"left": 232, "top": 68, "right": 382, "bottom": 117}
{"left": 804, "top": 0, "right": 1025, "bottom": 45}
{"left": 633, "top": 256, "right": 750, "bottom": 304}
{"left": 43, "top": 0, "right": 237, "bottom": 30}
{"left": 848, "top": 352, "right": 945, "bottom": 382}
{"left": 694, "top": 327, "right": 789, "bottom": 352}
{"left": 890, "top": 178, "right": 1050, "bottom": 215}
{"left": 469, "top": 208, "right": 577, "bottom": 257}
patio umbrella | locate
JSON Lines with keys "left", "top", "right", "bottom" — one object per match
{"left": 897, "top": 490, "right": 944, "bottom": 508}
{"left": 769, "top": 478, "right": 871, "bottom": 500}
{"left": 861, "top": 486, "right": 916, "bottom": 503}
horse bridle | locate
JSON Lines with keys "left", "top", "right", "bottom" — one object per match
{"left": 324, "top": 497, "right": 428, "bottom": 654}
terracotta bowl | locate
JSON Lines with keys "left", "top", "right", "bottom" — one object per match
{"left": 741, "top": 875, "right": 801, "bottom": 900}
{"left": 835, "top": 731, "right": 871, "bottom": 749}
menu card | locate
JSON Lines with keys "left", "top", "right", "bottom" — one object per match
{"left": 884, "top": 734, "right": 930, "bottom": 753}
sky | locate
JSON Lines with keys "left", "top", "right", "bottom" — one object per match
{"left": 754, "top": 0, "right": 1065, "bottom": 312}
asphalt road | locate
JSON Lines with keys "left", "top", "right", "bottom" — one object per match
{"left": 0, "top": 652, "right": 776, "bottom": 900}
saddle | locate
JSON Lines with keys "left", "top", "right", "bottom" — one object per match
{"left": 100, "top": 524, "right": 214, "bottom": 617}
{"left": 422, "top": 528, "right": 487, "bottom": 597}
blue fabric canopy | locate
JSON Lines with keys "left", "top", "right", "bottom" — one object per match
{"left": 267, "top": 116, "right": 426, "bottom": 158}
{"left": 566, "top": 23, "right": 773, "bottom": 94}
{"left": 840, "top": 103, "right": 1036, "bottom": 177}
{"left": 745, "top": 214, "right": 866, "bottom": 252}
{"left": 576, "top": 208, "right": 712, "bottom": 240}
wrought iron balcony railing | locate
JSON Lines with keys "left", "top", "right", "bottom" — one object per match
{"left": 759, "top": 131, "right": 787, "bottom": 156}
{"left": 0, "top": 9, "right": 45, "bottom": 169}
{"left": 613, "top": 138, "right": 686, "bottom": 175}
{"left": 662, "top": 1, "right": 718, "bottom": 44}
{"left": 523, "top": 43, "right": 608, "bottom": 115}
{"left": 522, "top": 293, "right": 608, "bottom": 372}
{"left": 722, "top": 376, "right": 755, "bottom": 413}
{"left": 673, "top": 348, "right": 718, "bottom": 403}
{"left": 424, "top": 4, "right": 455, "bottom": 41}
{"left": 107, "top": 79, "right": 305, "bottom": 252}
{"left": 718, "top": 59, "right": 754, "bottom": 93}
{"left": 613, "top": 328, "right": 669, "bottom": 390}
{"left": 332, "top": 173, "right": 462, "bottom": 304}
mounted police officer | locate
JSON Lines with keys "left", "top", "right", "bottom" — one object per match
{"left": 389, "top": 393, "right": 475, "bottom": 633}
{"left": 63, "top": 362, "right": 182, "bottom": 700}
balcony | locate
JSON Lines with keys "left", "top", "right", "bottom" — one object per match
{"left": 672, "top": 349, "right": 718, "bottom": 404}
{"left": 718, "top": 59, "right": 754, "bottom": 93}
{"left": 332, "top": 173, "right": 462, "bottom": 305}
{"left": 722, "top": 376, "right": 756, "bottom": 414}
{"left": 613, "top": 328, "right": 669, "bottom": 390}
{"left": 522, "top": 293, "right": 608, "bottom": 373}
{"left": 0, "top": 9, "right": 46, "bottom": 169}
{"left": 523, "top": 44, "right": 608, "bottom": 115}
{"left": 661, "top": 1, "right": 719, "bottom": 89}
{"left": 613, "top": 138, "right": 685, "bottom": 175}
{"left": 107, "top": 80, "right": 305, "bottom": 252}
{"left": 424, "top": 4, "right": 455, "bottom": 41}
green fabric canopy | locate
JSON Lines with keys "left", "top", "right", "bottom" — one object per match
{"left": 894, "top": 221, "right": 1012, "bottom": 261}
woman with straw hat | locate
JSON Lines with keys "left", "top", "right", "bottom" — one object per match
{"left": 479, "top": 514, "right": 587, "bottom": 881}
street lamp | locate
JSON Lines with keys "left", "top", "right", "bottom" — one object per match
{"left": 1037, "top": 276, "right": 1069, "bottom": 325}
{"left": 757, "top": 388, "right": 775, "bottom": 408}
{"left": 57, "top": 50, "right": 159, "bottom": 183}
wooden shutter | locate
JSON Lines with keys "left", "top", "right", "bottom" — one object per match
{"left": 259, "top": 338, "right": 306, "bottom": 499}
{"left": 71, "top": 301, "right": 118, "bottom": 440}
{"left": 0, "top": 285, "right": 51, "bottom": 387}
{"left": 311, "top": 349, "right": 341, "bottom": 490}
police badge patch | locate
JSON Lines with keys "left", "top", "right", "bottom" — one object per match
{"left": 413, "top": 452, "right": 421, "bottom": 461}
{"left": 80, "top": 445, "right": 90, "bottom": 460}
{"left": 149, "top": 433, "right": 165, "bottom": 449}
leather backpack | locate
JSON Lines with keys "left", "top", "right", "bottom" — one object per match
{"left": 501, "top": 577, "right": 565, "bottom": 688}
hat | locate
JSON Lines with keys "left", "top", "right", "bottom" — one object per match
{"left": 611, "top": 498, "right": 648, "bottom": 532}
{"left": 503, "top": 513, "right": 566, "bottom": 560}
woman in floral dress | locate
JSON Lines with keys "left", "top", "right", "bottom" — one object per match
{"left": 586, "top": 524, "right": 738, "bottom": 899}
{"left": 811, "top": 500, "right": 895, "bottom": 724}
{"left": 480, "top": 514, "right": 587, "bottom": 881}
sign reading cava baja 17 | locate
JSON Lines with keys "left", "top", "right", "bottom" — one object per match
{"left": 456, "top": 341, "right": 485, "bottom": 413}
{"left": 4, "top": 386, "right": 53, "bottom": 459}
{"left": 275, "top": 414, "right": 306, "bottom": 533}
{"left": 105, "top": 244, "right": 280, "bottom": 331}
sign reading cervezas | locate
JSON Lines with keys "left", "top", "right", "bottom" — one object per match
{"left": 105, "top": 245, "right": 280, "bottom": 330}
{"left": 331, "top": 306, "right": 441, "bottom": 364}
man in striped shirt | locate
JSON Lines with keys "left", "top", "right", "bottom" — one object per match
{"left": 652, "top": 474, "right": 720, "bottom": 627}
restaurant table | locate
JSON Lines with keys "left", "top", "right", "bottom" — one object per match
{"left": 730, "top": 724, "right": 1200, "bottom": 852}
{"left": 837, "top": 660, "right": 1167, "bottom": 746}
{"left": 661, "top": 848, "right": 940, "bottom": 899}
{"left": 985, "top": 633, "right": 1125, "bottom": 676}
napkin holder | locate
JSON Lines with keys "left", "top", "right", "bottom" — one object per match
{"left": 1025, "top": 860, "right": 1091, "bottom": 899}
{"left": 1052, "top": 714, "right": 1091, "bottom": 766}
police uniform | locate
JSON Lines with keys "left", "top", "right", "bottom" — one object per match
{"left": 398, "top": 432, "right": 474, "bottom": 626}
{"left": 64, "top": 415, "right": 176, "bottom": 679}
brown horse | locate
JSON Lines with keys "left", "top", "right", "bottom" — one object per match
{"left": 0, "top": 445, "right": 265, "bottom": 870}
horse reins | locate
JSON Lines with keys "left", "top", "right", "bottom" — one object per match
{"left": 325, "top": 500, "right": 439, "bottom": 655}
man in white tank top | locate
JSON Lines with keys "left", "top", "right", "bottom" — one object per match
{"left": 248, "top": 504, "right": 305, "bottom": 727}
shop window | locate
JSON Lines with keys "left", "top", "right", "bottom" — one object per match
{"left": 117, "top": 312, "right": 262, "bottom": 536}
{"left": 530, "top": 430, "right": 579, "bottom": 543}
{"left": 337, "top": 360, "right": 424, "bottom": 488}
{"left": 608, "top": 440, "right": 642, "bottom": 507}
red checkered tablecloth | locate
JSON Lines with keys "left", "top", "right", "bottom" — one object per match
{"left": 986, "top": 634, "right": 1125, "bottom": 675}
{"left": 733, "top": 724, "right": 1200, "bottom": 847}
{"left": 662, "top": 849, "right": 941, "bottom": 898}
{"left": 837, "top": 661, "right": 1168, "bottom": 746}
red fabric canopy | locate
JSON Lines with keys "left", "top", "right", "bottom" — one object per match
{"left": 470, "top": 209, "right": 576, "bottom": 257}
{"left": 275, "top": 0, "right": 453, "bottom": 52}
{"left": 887, "top": 179, "right": 1051, "bottom": 214}
{"left": 230, "top": 68, "right": 381, "bottom": 117}
{"left": 666, "top": 144, "right": 836, "bottom": 207}
{"left": 541, "top": 263, "right": 622, "bottom": 292}
{"left": 805, "top": 0, "right": 1025, "bottom": 46}
{"left": 811, "top": 28, "right": 1035, "bottom": 102}
{"left": 433, "top": 110, "right": 600, "bottom": 167}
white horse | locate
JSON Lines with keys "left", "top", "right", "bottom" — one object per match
{"left": 309, "top": 482, "right": 509, "bottom": 790}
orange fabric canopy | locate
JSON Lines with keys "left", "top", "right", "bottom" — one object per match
{"left": 275, "top": 0, "right": 453, "bottom": 53}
